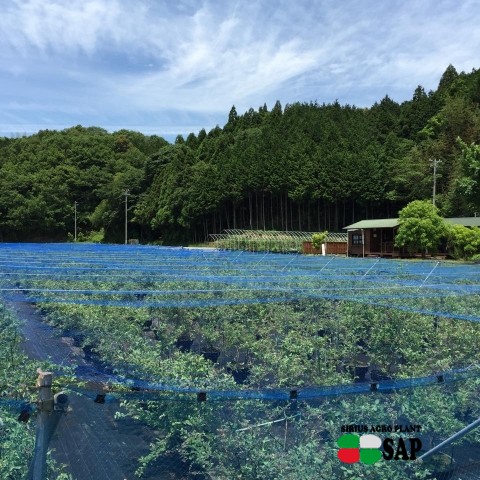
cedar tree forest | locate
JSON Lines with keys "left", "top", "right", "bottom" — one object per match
{"left": 0, "top": 64, "right": 479, "bottom": 244}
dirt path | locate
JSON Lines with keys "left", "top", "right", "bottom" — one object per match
{"left": 10, "top": 299, "right": 188, "bottom": 480}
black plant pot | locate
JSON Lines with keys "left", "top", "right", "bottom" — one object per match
{"left": 202, "top": 350, "right": 220, "bottom": 363}
{"left": 142, "top": 319, "right": 153, "bottom": 331}
{"left": 175, "top": 338, "right": 194, "bottom": 352}
{"left": 83, "top": 344, "right": 95, "bottom": 356}
{"left": 228, "top": 367, "right": 250, "bottom": 385}
{"left": 354, "top": 365, "right": 369, "bottom": 383}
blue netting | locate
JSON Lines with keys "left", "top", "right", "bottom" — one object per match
{"left": 2, "top": 243, "right": 480, "bottom": 479}
{"left": 63, "top": 364, "right": 478, "bottom": 401}
{"left": 1, "top": 244, "right": 479, "bottom": 324}
{"left": 1, "top": 242, "right": 479, "bottom": 387}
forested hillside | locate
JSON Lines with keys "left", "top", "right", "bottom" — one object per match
{"left": 1, "top": 65, "right": 479, "bottom": 243}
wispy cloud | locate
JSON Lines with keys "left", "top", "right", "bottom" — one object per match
{"left": 1, "top": 0, "right": 122, "bottom": 54}
{"left": 1, "top": 0, "right": 479, "bottom": 138}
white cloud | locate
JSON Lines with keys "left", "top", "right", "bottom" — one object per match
{"left": 99, "top": 1, "right": 329, "bottom": 113}
{"left": 1, "top": 0, "right": 120, "bottom": 54}
{"left": 0, "top": 0, "right": 479, "bottom": 135}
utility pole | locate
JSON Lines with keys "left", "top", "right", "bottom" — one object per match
{"left": 124, "top": 189, "right": 130, "bottom": 245}
{"left": 430, "top": 158, "right": 441, "bottom": 207}
{"left": 74, "top": 201, "right": 78, "bottom": 242}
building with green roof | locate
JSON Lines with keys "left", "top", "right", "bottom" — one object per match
{"left": 343, "top": 217, "right": 479, "bottom": 257}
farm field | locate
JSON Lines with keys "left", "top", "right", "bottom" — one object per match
{"left": 1, "top": 243, "right": 480, "bottom": 479}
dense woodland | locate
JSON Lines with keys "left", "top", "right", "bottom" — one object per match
{"left": 0, "top": 64, "right": 479, "bottom": 243}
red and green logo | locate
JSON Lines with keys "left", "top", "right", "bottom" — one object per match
{"left": 337, "top": 434, "right": 383, "bottom": 464}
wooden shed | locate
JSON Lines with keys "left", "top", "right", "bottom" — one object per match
{"left": 344, "top": 217, "right": 480, "bottom": 257}
{"left": 343, "top": 219, "right": 401, "bottom": 257}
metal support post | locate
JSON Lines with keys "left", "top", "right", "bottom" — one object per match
{"left": 29, "top": 369, "right": 53, "bottom": 480}
{"left": 418, "top": 416, "right": 480, "bottom": 462}
{"left": 28, "top": 369, "right": 69, "bottom": 480}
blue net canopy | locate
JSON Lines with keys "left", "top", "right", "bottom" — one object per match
{"left": 1, "top": 243, "right": 479, "bottom": 321}
{"left": 2, "top": 243, "right": 480, "bottom": 479}
{"left": 1, "top": 242, "right": 479, "bottom": 393}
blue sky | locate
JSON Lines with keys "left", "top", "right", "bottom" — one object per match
{"left": 1, "top": 0, "right": 479, "bottom": 142}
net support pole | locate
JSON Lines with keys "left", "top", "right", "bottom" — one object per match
{"left": 29, "top": 369, "right": 54, "bottom": 480}
{"left": 420, "top": 261, "right": 440, "bottom": 288}
{"left": 417, "top": 416, "right": 480, "bottom": 462}
{"left": 28, "top": 369, "right": 69, "bottom": 480}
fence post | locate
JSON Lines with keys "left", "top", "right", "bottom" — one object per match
{"left": 29, "top": 369, "right": 53, "bottom": 480}
{"left": 28, "top": 369, "right": 69, "bottom": 480}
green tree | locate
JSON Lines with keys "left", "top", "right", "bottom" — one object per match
{"left": 437, "top": 64, "right": 459, "bottom": 97}
{"left": 223, "top": 105, "right": 239, "bottom": 133}
{"left": 394, "top": 200, "right": 447, "bottom": 257}
{"left": 447, "top": 224, "right": 480, "bottom": 259}
{"left": 455, "top": 138, "right": 480, "bottom": 212}
{"left": 312, "top": 231, "right": 328, "bottom": 249}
